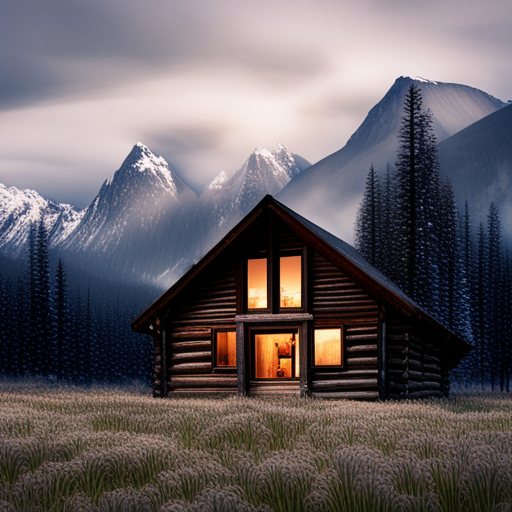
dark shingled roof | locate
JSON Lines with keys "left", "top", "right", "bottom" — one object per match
{"left": 132, "top": 195, "right": 470, "bottom": 358}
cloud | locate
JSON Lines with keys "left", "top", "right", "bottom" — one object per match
{"left": 0, "top": 0, "right": 511, "bottom": 209}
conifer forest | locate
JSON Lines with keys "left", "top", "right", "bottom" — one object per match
{"left": 0, "top": 221, "right": 152, "bottom": 383}
{"left": 355, "top": 84, "right": 512, "bottom": 391}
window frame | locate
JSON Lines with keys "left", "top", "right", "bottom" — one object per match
{"left": 278, "top": 250, "right": 305, "bottom": 313}
{"left": 245, "top": 255, "right": 271, "bottom": 313}
{"left": 249, "top": 326, "right": 301, "bottom": 381}
{"left": 212, "top": 329, "right": 237, "bottom": 371}
{"left": 244, "top": 247, "right": 307, "bottom": 314}
{"left": 312, "top": 326, "right": 344, "bottom": 369}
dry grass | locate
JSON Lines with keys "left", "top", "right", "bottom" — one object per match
{"left": 0, "top": 380, "right": 511, "bottom": 511}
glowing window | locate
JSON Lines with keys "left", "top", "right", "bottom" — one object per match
{"left": 254, "top": 332, "right": 299, "bottom": 379}
{"left": 314, "top": 329, "right": 342, "bottom": 366}
{"left": 248, "top": 258, "right": 267, "bottom": 309}
{"left": 216, "top": 331, "right": 236, "bottom": 367}
{"left": 280, "top": 255, "right": 302, "bottom": 308}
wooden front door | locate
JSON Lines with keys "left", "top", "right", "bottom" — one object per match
{"left": 249, "top": 329, "right": 300, "bottom": 395}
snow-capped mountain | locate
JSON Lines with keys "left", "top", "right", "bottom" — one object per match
{"left": 60, "top": 142, "right": 197, "bottom": 282}
{"left": 0, "top": 184, "right": 84, "bottom": 259}
{"left": 0, "top": 141, "right": 307, "bottom": 287}
{"left": 438, "top": 103, "right": 512, "bottom": 241}
{"left": 185, "top": 143, "right": 309, "bottom": 267}
{"left": 278, "top": 76, "right": 506, "bottom": 243}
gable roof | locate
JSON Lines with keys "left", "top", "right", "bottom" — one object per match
{"left": 132, "top": 195, "right": 470, "bottom": 357}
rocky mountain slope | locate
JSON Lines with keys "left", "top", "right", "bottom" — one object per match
{"left": 438, "top": 103, "right": 512, "bottom": 240}
{"left": 277, "top": 76, "right": 506, "bottom": 243}
{"left": 0, "top": 184, "right": 84, "bottom": 259}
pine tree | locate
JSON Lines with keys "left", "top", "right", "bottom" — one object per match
{"left": 36, "top": 219, "right": 53, "bottom": 375}
{"left": 55, "top": 259, "right": 69, "bottom": 380}
{"left": 395, "top": 84, "right": 440, "bottom": 309}
{"left": 487, "top": 203, "right": 503, "bottom": 390}
{"left": 355, "top": 164, "right": 381, "bottom": 267}
{"left": 473, "top": 223, "right": 488, "bottom": 388}
{"left": 437, "top": 178, "right": 458, "bottom": 330}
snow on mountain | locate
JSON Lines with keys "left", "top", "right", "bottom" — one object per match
{"left": 182, "top": 143, "right": 309, "bottom": 273}
{"left": 60, "top": 142, "right": 197, "bottom": 282}
{"left": 438, "top": 103, "right": 512, "bottom": 242}
{"left": 0, "top": 183, "right": 84, "bottom": 259}
{"left": 278, "top": 76, "right": 506, "bottom": 244}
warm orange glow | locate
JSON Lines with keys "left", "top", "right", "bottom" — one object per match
{"left": 216, "top": 331, "right": 236, "bottom": 367}
{"left": 314, "top": 329, "right": 342, "bottom": 366}
{"left": 280, "top": 256, "right": 301, "bottom": 308}
{"left": 254, "top": 333, "right": 299, "bottom": 379}
{"left": 248, "top": 258, "right": 267, "bottom": 309}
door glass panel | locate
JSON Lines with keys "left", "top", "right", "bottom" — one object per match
{"left": 254, "top": 332, "right": 299, "bottom": 378}
{"left": 216, "top": 331, "right": 236, "bottom": 367}
{"left": 280, "top": 256, "right": 302, "bottom": 308}
{"left": 248, "top": 258, "right": 267, "bottom": 309}
{"left": 314, "top": 328, "right": 342, "bottom": 366}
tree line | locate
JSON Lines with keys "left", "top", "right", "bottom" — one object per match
{"left": 355, "top": 83, "right": 511, "bottom": 391}
{"left": 0, "top": 220, "right": 152, "bottom": 383}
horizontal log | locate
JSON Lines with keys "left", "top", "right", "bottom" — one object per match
{"left": 171, "top": 351, "right": 211, "bottom": 362}
{"left": 424, "top": 363, "right": 441, "bottom": 371}
{"left": 346, "top": 325, "right": 378, "bottom": 332}
{"left": 236, "top": 313, "right": 313, "bottom": 322}
{"left": 168, "top": 376, "right": 237, "bottom": 389}
{"left": 346, "top": 344, "right": 377, "bottom": 353}
{"left": 171, "top": 341, "right": 212, "bottom": 353}
{"left": 312, "top": 378, "right": 378, "bottom": 390}
{"left": 408, "top": 381, "right": 441, "bottom": 390}
{"left": 169, "top": 362, "right": 212, "bottom": 373}
{"left": 173, "top": 310, "right": 236, "bottom": 321}
{"left": 179, "top": 301, "right": 237, "bottom": 313}
{"left": 407, "top": 370, "right": 441, "bottom": 380}
{"left": 170, "top": 330, "right": 211, "bottom": 338}
{"left": 169, "top": 389, "right": 238, "bottom": 396}
{"left": 388, "top": 358, "right": 407, "bottom": 367}
{"left": 345, "top": 334, "right": 378, "bottom": 342}
{"left": 313, "top": 283, "right": 361, "bottom": 290}
{"left": 313, "top": 306, "right": 378, "bottom": 313}
{"left": 310, "top": 391, "right": 379, "bottom": 400}
{"left": 346, "top": 357, "right": 378, "bottom": 367}
{"left": 171, "top": 318, "right": 236, "bottom": 325}
{"left": 313, "top": 370, "right": 378, "bottom": 379}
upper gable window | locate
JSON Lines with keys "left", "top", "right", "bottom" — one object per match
{"left": 247, "top": 258, "right": 267, "bottom": 309}
{"left": 280, "top": 255, "right": 302, "bottom": 308}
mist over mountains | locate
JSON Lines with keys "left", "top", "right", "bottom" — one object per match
{"left": 1, "top": 76, "right": 511, "bottom": 291}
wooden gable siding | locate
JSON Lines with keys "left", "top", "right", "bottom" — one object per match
{"left": 386, "top": 321, "right": 449, "bottom": 399}
{"left": 166, "top": 258, "right": 238, "bottom": 395}
{"left": 310, "top": 253, "right": 380, "bottom": 399}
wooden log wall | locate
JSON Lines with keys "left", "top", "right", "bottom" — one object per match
{"left": 165, "top": 259, "right": 238, "bottom": 395}
{"left": 310, "top": 253, "right": 380, "bottom": 400}
{"left": 386, "top": 323, "right": 447, "bottom": 399}
{"left": 152, "top": 331, "right": 164, "bottom": 398}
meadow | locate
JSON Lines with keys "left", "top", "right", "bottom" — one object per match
{"left": 0, "top": 380, "right": 511, "bottom": 512}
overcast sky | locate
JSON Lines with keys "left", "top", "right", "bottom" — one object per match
{"left": 1, "top": 0, "right": 511, "bottom": 208}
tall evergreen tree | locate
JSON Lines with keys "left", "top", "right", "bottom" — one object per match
{"left": 395, "top": 84, "right": 440, "bottom": 310}
{"left": 54, "top": 259, "right": 69, "bottom": 380}
{"left": 487, "top": 203, "right": 503, "bottom": 390}
{"left": 355, "top": 164, "right": 381, "bottom": 268}
{"left": 473, "top": 223, "right": 488, "bottom": 388}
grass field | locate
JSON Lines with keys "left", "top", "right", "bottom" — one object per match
{"left": 0, "top": 380, "right": 511, "bottom": 511}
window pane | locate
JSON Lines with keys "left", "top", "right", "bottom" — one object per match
{"left": 314, "top": 329, "right": 342, "bottom": 366}
{"left": 248, "top": 258, "right": 267, "bottom": 309}
{"left": 216, "top": 331, "right": 236, "bottom": 367}
{"left": 254, "top": 333, "right": 299, "bottom": 378}
{"left": 280, "top": 255, "right": 302, "bottom": 308}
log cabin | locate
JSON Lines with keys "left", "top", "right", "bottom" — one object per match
{"left": 131, "top": 195, "right": 470, "bottom": 400}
